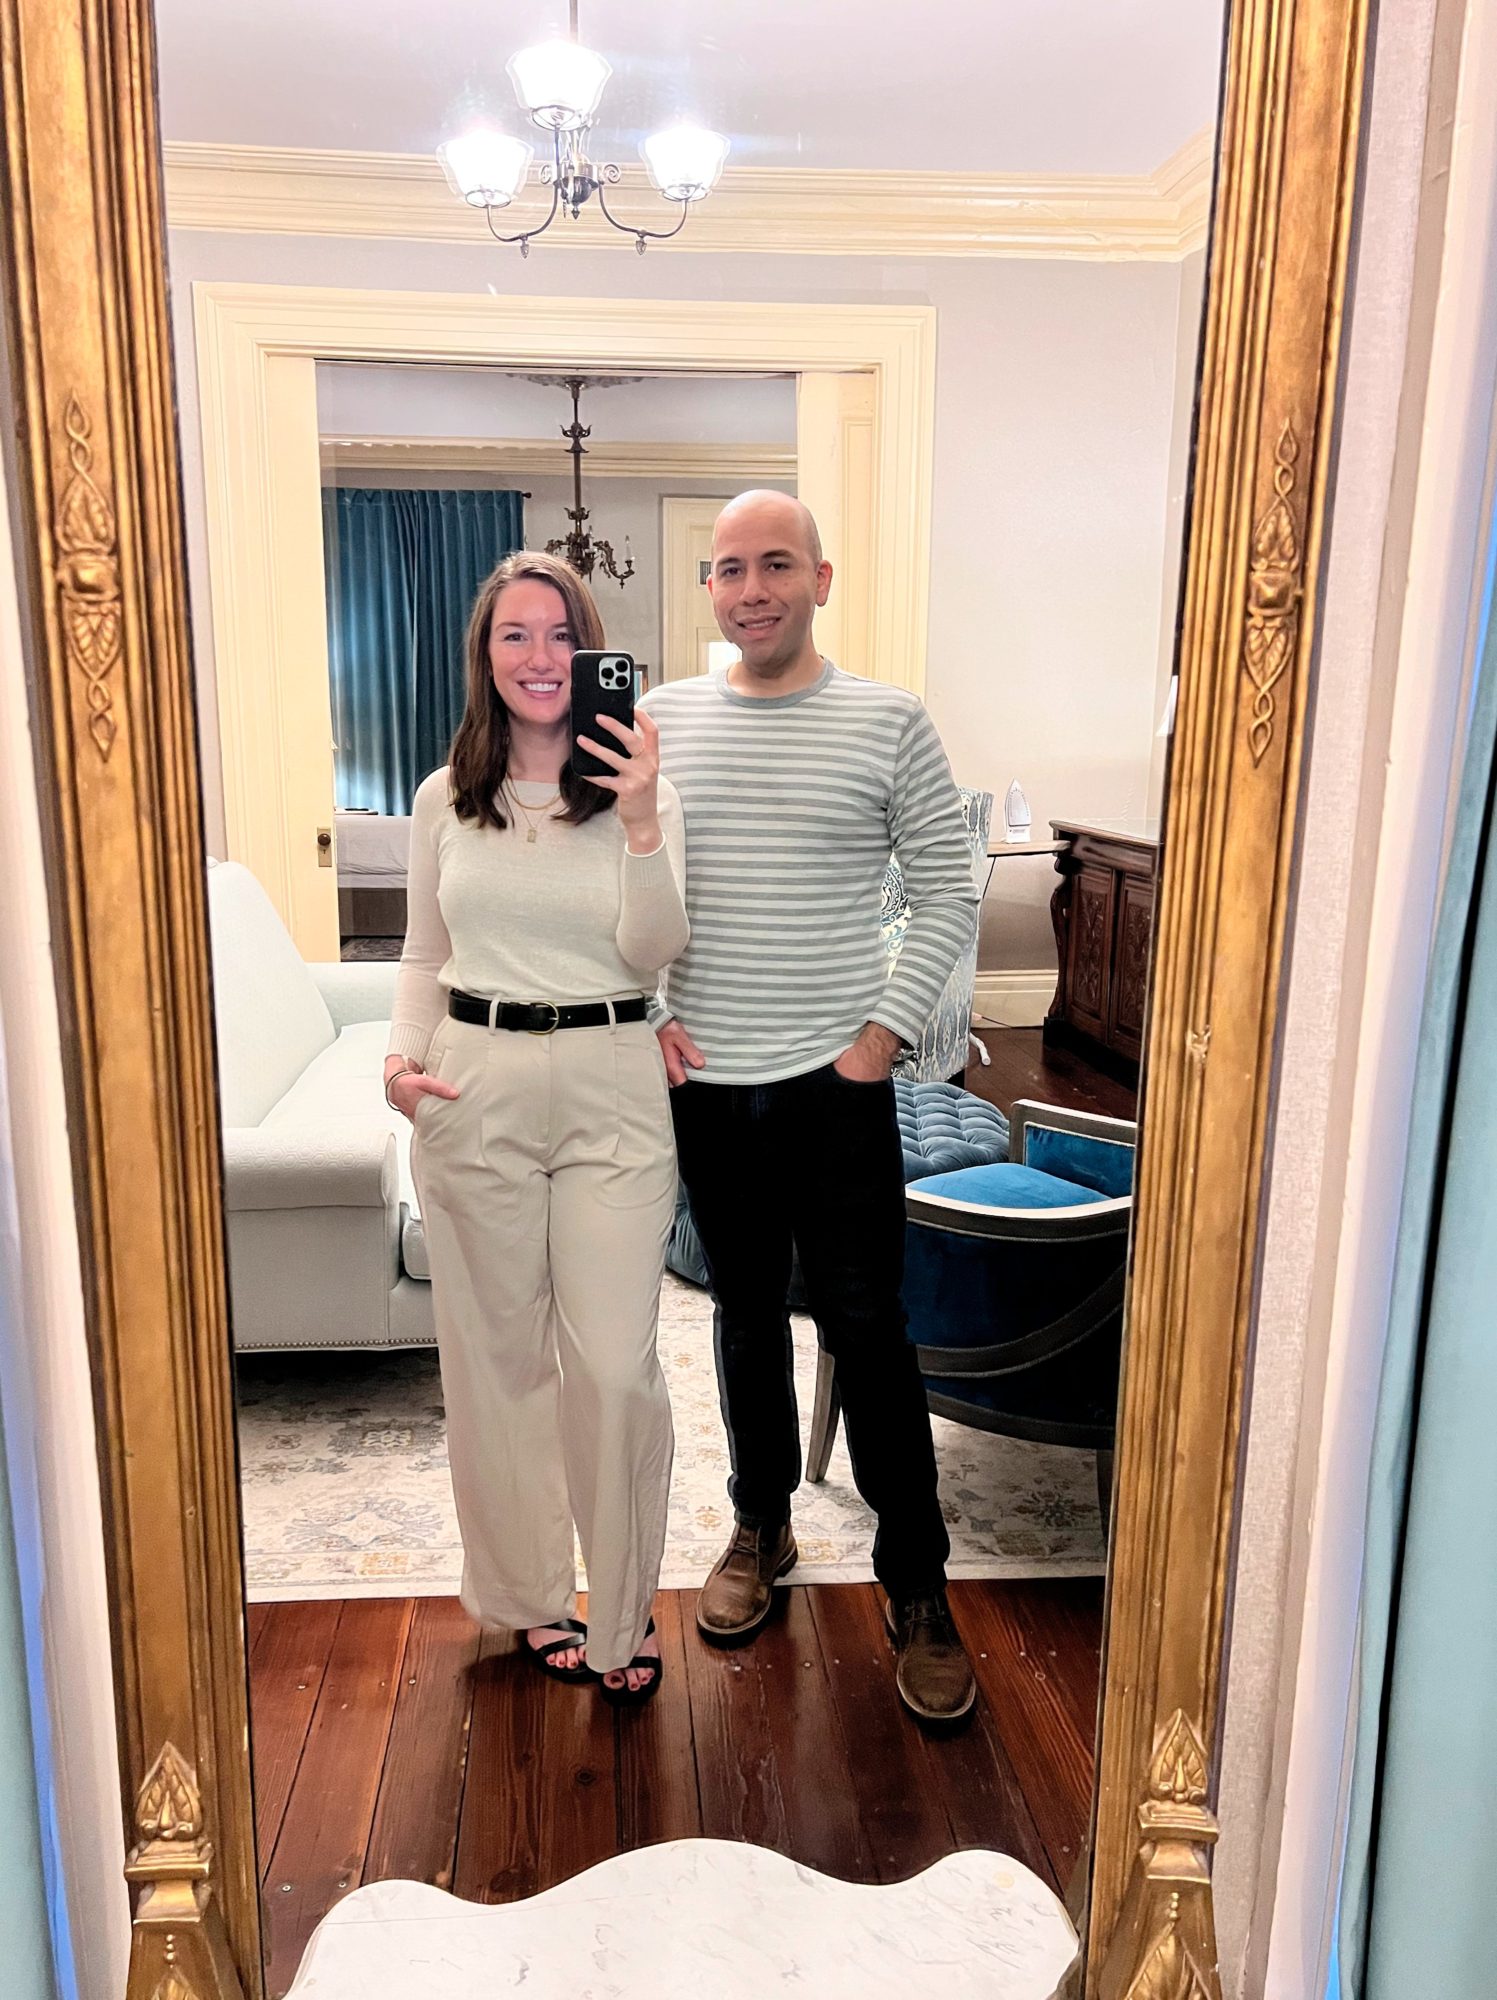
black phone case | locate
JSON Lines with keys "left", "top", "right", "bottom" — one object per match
{"left": 570, "top": 651, "right": 636, "bottom": 781}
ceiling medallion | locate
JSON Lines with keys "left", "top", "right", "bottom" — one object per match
{"left": 437, "top": 1, "right": 728, "bottom": 257}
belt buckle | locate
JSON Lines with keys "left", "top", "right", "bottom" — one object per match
{"left": 526, "top": 1002, "right": 560, "bottom": 1036}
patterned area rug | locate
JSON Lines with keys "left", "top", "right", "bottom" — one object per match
{"left": 237, "top": 1275, "right": 1107, "bottom": 1602}
{"left": 339, "top": 935, "right": 402, "bottom": 960}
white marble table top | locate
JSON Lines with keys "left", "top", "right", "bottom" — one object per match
{"left": 285, "top": 1838, "right": 1078, "bottom": 1999}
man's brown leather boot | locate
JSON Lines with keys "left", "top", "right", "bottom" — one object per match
{"left": 886, "top": 1588, "right": 977, "bottom": 1723}
{"left": 695, "top": 1519, "right": 798, "bottom": 1643}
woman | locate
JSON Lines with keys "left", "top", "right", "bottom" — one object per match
{"left": 384, "top": 551, "right": 685, "bottom": 1703}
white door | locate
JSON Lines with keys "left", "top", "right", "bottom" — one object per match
{"left": 795, "top": 371, "right": 875, "bottom": 676}
{"left": 660, "top": 496, "right": 740, "bottom": 682}
{"left": 252, "top": 353, "right": 341, "bottom": 957}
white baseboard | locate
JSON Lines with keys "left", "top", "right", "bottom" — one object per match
{"left": 972, "top": 969, "right": 1056, "bottom": 1030}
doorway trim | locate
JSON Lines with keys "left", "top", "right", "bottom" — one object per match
{"left": 192, "top": 283, "right": 935, "bottom": 949}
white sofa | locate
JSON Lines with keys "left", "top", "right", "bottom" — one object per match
{"left": 207, "top": 860, "right": 433, "bottom": 1351}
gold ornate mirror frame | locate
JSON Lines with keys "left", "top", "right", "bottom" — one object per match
{"left": 0, "top": 0, "right": 1368, "bottom": 1993}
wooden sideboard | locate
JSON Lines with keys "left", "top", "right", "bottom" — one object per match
{"left": 1044, "top": 819, "right": 1161, "bottom": 1082}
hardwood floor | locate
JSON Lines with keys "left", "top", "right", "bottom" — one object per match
{"left": 248, "top": 1578, "right": 1103, "bottom": 1995}
{"left": 964, "top": 1025, "right": 1138, "bottom": 1124}
{"left": 247, "top": 1030, "right": 1124, "bottom": 1989}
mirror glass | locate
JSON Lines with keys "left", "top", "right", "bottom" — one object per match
{"left": 154, "top": 2, "right": 1229, "bottom": 1989}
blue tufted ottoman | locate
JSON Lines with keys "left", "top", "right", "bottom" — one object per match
{"left": 894, "top": 1079, "right": 1010, "bottom": 1180}
{"left": 665, "top": 1079, "right": 1010, "bottom": 1299}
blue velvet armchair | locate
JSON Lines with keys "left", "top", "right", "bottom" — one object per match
{"left": 806, "top": 1098, "right": 1136, "bottom": 1525}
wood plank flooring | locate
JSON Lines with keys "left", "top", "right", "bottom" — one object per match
{"left": 964, "top": 1025, "right": 1138, "bottom": 1124}
{"left": 249, "top": 1578, "right": 1102, "bottom": 1995}
{"left": 248, "top": 1029, "right": 1120, "bottom": 1989}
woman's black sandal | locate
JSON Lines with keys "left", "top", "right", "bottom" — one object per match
{"left": 598, "top": 1618, "right": 662, "bottom": 1708}
{"left": 522, "top": 1618, "right": 594, "bottom": 1684}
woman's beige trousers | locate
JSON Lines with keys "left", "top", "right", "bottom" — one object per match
{"left": 411, "top": 1011, "right": 676, "bottom": 1674}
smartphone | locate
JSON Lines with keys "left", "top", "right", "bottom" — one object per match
{"left": 570, "top": 650, "right": 636, "bottom": 781}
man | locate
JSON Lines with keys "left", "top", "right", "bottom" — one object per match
{"left": 640, "top": 490, "right": 980, "bottom": 1723}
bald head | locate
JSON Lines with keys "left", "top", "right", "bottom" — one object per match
{"left": 707, "top": 488, "right": 832, "bottom": 690}
{"left": 713, "top": 489, "right": 823, "bottom": 569}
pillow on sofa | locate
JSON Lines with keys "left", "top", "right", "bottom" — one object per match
{"left": 207, "top": 860, "right": 336, "bottom": 1126}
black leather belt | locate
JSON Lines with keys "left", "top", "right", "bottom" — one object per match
{"left": 447, "top": 990, "right": 649, "bottom": 1034}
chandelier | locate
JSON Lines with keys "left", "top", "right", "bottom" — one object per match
{"left": 542, "top": 376, "right": 635, "bottom": 588}
{"left": 437, "top": 2, "right": 729, "bottom": 257}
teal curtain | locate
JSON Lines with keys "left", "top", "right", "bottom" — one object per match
{"left": 1338, "top": 555, "right": 1497, "bottom": 1996}
{"left": 0, "top": 1058, "right": 66, "bottom": 1995}
{"left": 323, "top": 487, "right": 523, "bottom": 813}
{"left": 0, "top": 1404, "right": 59, "bottom": 1998}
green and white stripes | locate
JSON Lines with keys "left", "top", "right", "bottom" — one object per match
{"left": 643, "top": 663, "right": 978, "bottom": 1085}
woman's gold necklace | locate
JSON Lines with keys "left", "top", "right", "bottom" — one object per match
{"left": 505, "top": 780, "right": 562, "bottom": 844}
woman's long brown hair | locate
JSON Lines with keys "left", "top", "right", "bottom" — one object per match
{"left": 447, "top": 550, "right": 615, "bottom": 830}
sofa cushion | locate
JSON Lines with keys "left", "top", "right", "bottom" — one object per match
{"left": 207, "top": 860, "right": 335, "bottom": 1126}
{"left": 261, "top": 1019, "right": 429, "bottom": 1281}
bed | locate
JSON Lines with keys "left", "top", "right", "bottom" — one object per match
{"left": 335, "top": 810, "right": 411, "bottom": 937}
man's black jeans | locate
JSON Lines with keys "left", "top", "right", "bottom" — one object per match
{"left": 670, "top": 1062, "right": 950, "bottom": 1602}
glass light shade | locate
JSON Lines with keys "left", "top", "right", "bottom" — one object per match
{"left": 641, "top": 123, "right": 729, "bottom": 201}
{"left": 507, "top": 39, "right": 611, "bottom": 132}
{"left": 437, "top": 127, "right": 534, "bottom": 208}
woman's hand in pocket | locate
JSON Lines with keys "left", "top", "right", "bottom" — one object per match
{"left": 385, "top": 1058, "right": 460, "bottom": 1123}
{"left": 577, "top": 708, "right": 664, "bottom": 853}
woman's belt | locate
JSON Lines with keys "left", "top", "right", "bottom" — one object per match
{"left": 447, "top": 991, "right": 650, "bottom": 1035}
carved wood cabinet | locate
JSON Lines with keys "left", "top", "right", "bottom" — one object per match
{"left": 1044, "top": 819, "right": 1161, "bottom": 1081}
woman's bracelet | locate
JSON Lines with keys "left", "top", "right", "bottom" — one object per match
{"left": 384, "top": 1065, "right": 416, "bottom": 1108}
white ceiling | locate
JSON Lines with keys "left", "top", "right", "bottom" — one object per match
{"left": 316, "top": 366, "right": 798, "bottom": 444}
{"left": 153, "top": 0, "right": 1226, "bottom": 177}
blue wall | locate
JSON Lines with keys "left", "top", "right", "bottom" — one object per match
{"left": 0, "top": 1391, "right": 60, "bottom": 1999}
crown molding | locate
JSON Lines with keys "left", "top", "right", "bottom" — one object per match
{"left": 164, "top": 135, "right": 1215, "bottom": 261}
{"left": 1152, "top": 126, "right": 1216, "bottom": 255}
{"left": 319, "top": 435, "right": 795, "bottom": 479}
